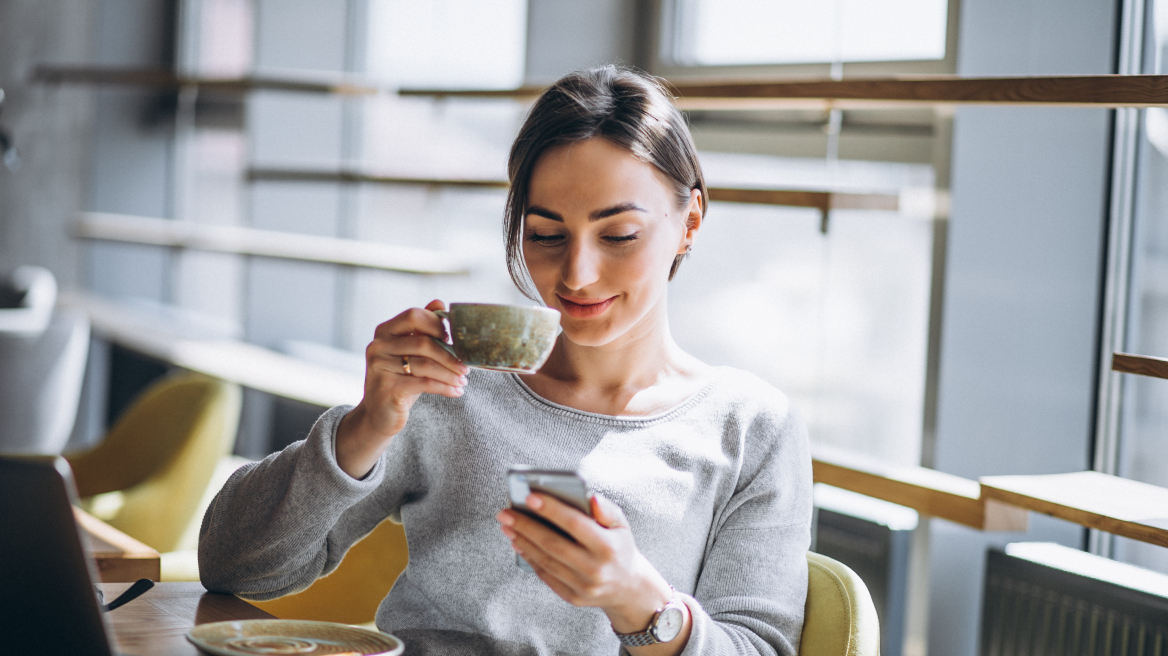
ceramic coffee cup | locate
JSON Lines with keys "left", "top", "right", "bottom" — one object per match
{"left": 432, "top": 303, "right": 561, "bottom": 373}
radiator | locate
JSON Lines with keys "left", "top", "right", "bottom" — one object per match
{"left": 981, "top": 543, "right": 1168, "bottom": 656}
{"left": 813, "top": 483, "right": 918, "bottom": 656}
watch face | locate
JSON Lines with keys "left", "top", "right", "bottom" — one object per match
{"left": 653, "top": 606, "right": 685, "bottom": 643}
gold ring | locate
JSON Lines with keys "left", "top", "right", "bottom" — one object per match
{"left": 401, "top": 355, "right": 412, "bottom": 376}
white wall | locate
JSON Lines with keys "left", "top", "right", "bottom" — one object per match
{"left": 0, "top": 0, "right": 95, "bottom": 290}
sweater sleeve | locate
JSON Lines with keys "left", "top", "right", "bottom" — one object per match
{"left": 678, "top": 401, "right": 814, "bottom": 656}
{"left": 198, "top": 405, "right": 397, "bottom": 600}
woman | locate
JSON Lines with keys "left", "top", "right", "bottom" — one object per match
{"left": 199, "top": 66, "right": 812, "bottom": 656}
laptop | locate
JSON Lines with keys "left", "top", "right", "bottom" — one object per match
{"left": 0, "top": 455, "right": 126, "bottom": 655}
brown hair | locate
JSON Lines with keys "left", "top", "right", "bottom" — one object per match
{"left": 503, "top": 66, "right": 708, "bottom": 299}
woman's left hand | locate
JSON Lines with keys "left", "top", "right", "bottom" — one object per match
{"left": 495, "top": 493, "right": 690, "bottom": 651}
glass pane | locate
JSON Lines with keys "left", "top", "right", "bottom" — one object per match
{"left": 675, "top": 0, "right": 948, "bottom": 66}
{"left": 366, "top": 0, "right": 528, "bottom": 89}
{"left": 671, "top": 153, "right": 934, "bottom": 465}
{"left": 1111, "top": 0, "right": 1168, "bottom": 573}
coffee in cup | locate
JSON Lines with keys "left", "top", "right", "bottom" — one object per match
{"left": 433, "top": 303, "right": 560, "bottom": 373}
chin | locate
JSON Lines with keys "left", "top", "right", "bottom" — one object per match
{"left": 558, "top": 305, "right": 644, "bottom": 347}
{"left": 558, "top": 317, "right": 624, "bottom": 348}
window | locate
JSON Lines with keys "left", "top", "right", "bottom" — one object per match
{"left": 1102, "top": 0, "right": 1168, "bottom": 573}
{"left": 165, "top": 0, "right": 533, "bottom": 455}
{"left": 668, "top": 0, "right": 949, "bottom": 67}
{"left": 365, "top": 0, "right": 527, "bottom": 89}
{"left": 651, "top": 1, "right": 950, "bottom": 465}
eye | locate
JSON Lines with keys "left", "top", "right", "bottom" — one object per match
{"left": 527, "top": 233, "right": 564, "bottom": 245}
{"left": 604, "top": 233, "right": 639, "bottom": 244}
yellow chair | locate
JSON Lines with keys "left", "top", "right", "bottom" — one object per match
{"left": 250, "top": 518, "right": 409, "bottom": 625}
{"left": 65, "top": 372, "right": 241, "bottom": 554}
{"left": 800, "top": 552, "right": 881, "bottom": 656}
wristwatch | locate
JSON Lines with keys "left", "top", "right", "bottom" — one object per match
{"left": 613, "top": 594, "right": 687, "bottom": 647}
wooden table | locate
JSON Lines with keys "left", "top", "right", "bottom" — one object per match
{"left": 101, "top": 582, "right": 274, "bottom": 656}
{"left": 980, "top": 471, "right": 1168, "bottom": 548}
{"left": 811, "top": 443, "right": 1029, "bottom": 531}
{"left": 1113, "top": 351, "right": 1168, "bottom": 380}
{"left": 75, "top": 506, "right": 161, "bottom": 582}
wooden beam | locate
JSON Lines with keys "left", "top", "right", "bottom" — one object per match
{"left": 75, "top": 506, "right": 161, "bottom": 582}
{"left": 811, "top": 443, "right": 1027, "bottom": 531}
{"left": 400, "top": 75, "right": 1168, "bottom": 109}
{"left": 74, "top": 212, "right": 470, "bottom": 276}
{"left": 671, "top": 76, "right": 1168, "bottom": 108}
{"left": 246, "top": 168, "right": 509, "bottom": 189}
{"left": 399, "top": 85, "right": 546, "bottom": 100}
{"left": 708, "top": 188, "right": 830, "bottom": 213}
{"left": 1112, "top": 352, "right": 1168, "bottom": 381}
{"left": 980, "top": 471, "right": 1168, "bottom": 548}
{"left": 33, "top": 65, "right": 379, "bottom": 96}
{"left": 60, "top": 292, "right": 364, "bottom": 408}
{"left": 706, "top": 187, "right": 899, "bottom": 211}
{"left": 245, "top": 169, "right": 900, "bottom": 217}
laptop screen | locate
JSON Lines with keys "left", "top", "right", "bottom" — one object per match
{"left": 0, "top": 455, "right": 116, "bottom": 656}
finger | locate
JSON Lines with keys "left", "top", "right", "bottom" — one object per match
{"left": 526, "top": 493, "right": 609, "bottom": 552}
{"left": 521, "top": 551, "right": 584, "bottom": 606}
{"left": 368, "top": 351, "right": 466, "bottom": 389}
{"left": 400, "top": 357, "right": 467, "bottom": 389}
{"left": 507, "top": 526, "right": 592, "bottom": 595}
{"left": 424, "top": 299, "right": 446, "bottom": 313}
{"left": 365, "top": 361, "right": 464, "bottom": 399}
{"left": 589, "top": 493, "right": 628, "bottom": 530}
{"left": 375, "top": 306, "right": 449, "bottom": 341}
{"left": 504, "top": 507, "right": 595, "bottom": 573}
{"left": 374, "top": 333, "right": 467, "bottom": 377}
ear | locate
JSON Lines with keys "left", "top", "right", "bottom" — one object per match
{"left": 676, "top": 188, "right": 703, "bottom": 255}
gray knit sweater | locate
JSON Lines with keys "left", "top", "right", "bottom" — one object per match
{"left": 199, "top": 367, "right": 812, "bottom": 656}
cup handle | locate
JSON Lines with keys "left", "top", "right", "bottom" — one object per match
{"left": 431, "top": 310, "right": 457, "bottom": 357}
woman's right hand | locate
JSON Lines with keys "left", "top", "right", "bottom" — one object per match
{"left": 336, "top": 299, "right": 469, "bottom": 479}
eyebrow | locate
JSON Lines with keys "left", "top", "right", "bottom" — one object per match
{"left": 525, "top": 202, "right": 647, "bottom": 223}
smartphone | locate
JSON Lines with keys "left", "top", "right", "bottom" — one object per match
{"left": 507, "top": 466, "right": 593, "bottom": 572}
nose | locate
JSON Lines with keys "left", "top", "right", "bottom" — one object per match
{"left": 561, "top": 237, "right": 601, "bottom": 291}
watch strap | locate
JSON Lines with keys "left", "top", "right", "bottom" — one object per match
{"left": 613, "top": 593, "right": 684, "bottom": 647}
{"left": 615, "top": 628, "right": 662, "bottom": 648}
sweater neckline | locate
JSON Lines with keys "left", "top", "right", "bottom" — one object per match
{"left": 504, "top": 367, "right": 727, "bottom": 426}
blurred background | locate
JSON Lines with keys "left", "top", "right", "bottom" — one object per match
{"left": 3, "top": 1, "right": 1168, "bottom": 655}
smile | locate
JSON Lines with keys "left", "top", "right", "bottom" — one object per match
{"left": 557, "top": 295, "right": 616, "bottom": 318}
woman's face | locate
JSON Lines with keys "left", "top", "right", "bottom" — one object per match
{"left": 523, "top": 137, "right": 700, "bottom": 349}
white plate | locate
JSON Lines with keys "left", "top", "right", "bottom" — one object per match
{"left": 187, "top": 619, "right": 404, "bottom": 656}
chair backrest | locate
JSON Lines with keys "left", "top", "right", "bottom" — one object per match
{"left": 0, "top": 308, "right": 90, "bottom": 454}
{"left": 800, "top": 551, "right": 881, "bottom": 656}
{"left": 250, "top": 517, "right": 409, "bottom": 625}
{"left": 66, "top": 372, "right": 241, "bottom": 553}
{"left": 0, "top": 265, "right": 57, "bottom": 335}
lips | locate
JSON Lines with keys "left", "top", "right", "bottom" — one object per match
{"left": 557, "top": 295, "right": 615, "bottom": 319}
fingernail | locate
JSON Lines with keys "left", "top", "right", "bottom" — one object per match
{"left": 459, "top": 376, "right": 468, "bottom": 385}
{"left": 454, "top": 387, "right": 464, "bottom": 396}
{"left": 527, "top": 495, "right": 543, "bottom": 510}
{"left": 500, "top": 526, "right": 516, "bottom": 539}
{"left": 460, "top": 365, "right": 470, "bottom": 375}
{"left": 498, "top": 511, "right": 514, "bottom": 526}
